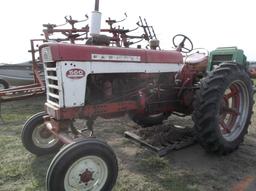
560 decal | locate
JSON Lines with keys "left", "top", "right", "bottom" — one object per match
{"left": 66, "top": 68, "right": 86, "bottom": 79}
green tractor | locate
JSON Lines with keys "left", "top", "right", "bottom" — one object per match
{"left": 208, "top": 47, "right": 249, "bottom": 71}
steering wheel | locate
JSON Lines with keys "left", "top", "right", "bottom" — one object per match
{"left": 172, "top": 34, "right": 193, "bottom": 53}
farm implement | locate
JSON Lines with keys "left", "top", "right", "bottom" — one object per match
{"left": 0, "top": 13, "right": 92, "bottom": 104}
{"left": 20, "top": 0, "right": 254, "bottom": 190}
{"left": 0, "top": 39, "right": 45, "bottom": 103}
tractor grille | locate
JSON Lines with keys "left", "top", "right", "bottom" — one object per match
{"left": 45, "top": 62, "right": 60, "bottom": 106}
{"left": 212, "top": 54, "right": 233, "bottom": 64}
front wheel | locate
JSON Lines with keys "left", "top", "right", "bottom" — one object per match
{"left": 21, "top": 112, "right": 63, "bottom": 156}
{"left": 193, "top": 63, "right": 254, "bottom": 154}
{"left": 0, "top": 79, "right": 9, "bottom": 90}
{"left": 46, "top": 138, "right": 118, "bottom": 191}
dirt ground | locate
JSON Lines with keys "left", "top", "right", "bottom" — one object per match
{"left": 0, "top": 96, "right": 256, "bottom": 191}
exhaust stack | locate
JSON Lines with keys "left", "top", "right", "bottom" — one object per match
{"left": 90, "top": 0, "right": 102, "bottom": 36}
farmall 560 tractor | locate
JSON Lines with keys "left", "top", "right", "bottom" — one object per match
{"left": 21, "top": 1, "right": 254, "bottom": 190}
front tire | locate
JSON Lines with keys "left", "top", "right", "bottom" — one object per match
{"left": 0, "top": 79, "right": 9, "bottom": 90}
{"left": 46, "top": 138, "right": 118, "bottom": 191}
{"left": 21, "top": 112, "right": 63, "bottom": 156}
{"left": 193, "top": 63, "right": 253, "bottom": 154}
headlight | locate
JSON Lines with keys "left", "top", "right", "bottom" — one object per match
{"left": 41, "top": 47, "right": 53, "bottom": 63}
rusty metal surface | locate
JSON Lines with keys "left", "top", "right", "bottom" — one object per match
{"left": 45, "top": 101, "right": 141, "bottom": 120}
{"left": 44, "top": 117, "right": 74, "bottom": 144}
{"left": 0, "top": 84, "right": 45, "bottom": 102}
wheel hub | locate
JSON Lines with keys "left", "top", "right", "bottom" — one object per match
{"left": 219, "top": 80, "right": 249, "bottom": 141}
{"left": 64, "top": 156, "right": 108, "bottom": 190}
{"left": 32, "top": 124, "right": 59, "bottom": 148}
{"left": 220, "top": 99, "right": 229, "bottom": 116}
{"left": 219, "top": 85, "right": 240, "bottom": 134}
{"left": 79, "top": 169, "right": 94, "bottom": 185}
{"left": 39, "top": 127, "right": 51, "bottom": 138}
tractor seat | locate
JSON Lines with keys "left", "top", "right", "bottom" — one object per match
{"left": 185, "top": 52, "right": 208, "bottom": 65}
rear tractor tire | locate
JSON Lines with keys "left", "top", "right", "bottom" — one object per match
{"left": 46, "top": 138, "right": 118, "bottom": 191}
{"left": 193, "top": 63, "right": 254, "bottom": 154}
{"left": 21, "top": 112, "right": 63, "bottom": 156}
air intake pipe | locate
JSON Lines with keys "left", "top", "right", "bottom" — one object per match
{"left": 90, "top": 0, "right": 102, "bottom": 36}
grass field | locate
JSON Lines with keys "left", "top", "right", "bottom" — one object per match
{"left": 0, "top": 96, "right": 256, "bottom": 191}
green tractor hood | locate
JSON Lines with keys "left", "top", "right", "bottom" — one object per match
{"left": 208, "top": 47, "right": 248, "bottom": 71}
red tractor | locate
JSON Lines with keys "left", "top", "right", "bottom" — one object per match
{"left": 21, "top": 2, "right": 254, "bottom": 190}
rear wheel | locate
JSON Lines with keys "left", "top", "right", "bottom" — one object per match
{"left": 46, "top": 138, "right": 118, "bottom": 191}
{"left": 193, "top": 63, "right": 253, "bottom": 154}
{"left": 21, "top": 112, "right": 63, "bottom": 156}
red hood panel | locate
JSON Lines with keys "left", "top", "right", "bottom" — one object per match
{"left": 41, "top": 43, "right": 183, "bottom": 64}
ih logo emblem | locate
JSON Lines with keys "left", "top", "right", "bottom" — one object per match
{"left": 66, "top": 68, "right": 86, "bottom": 79}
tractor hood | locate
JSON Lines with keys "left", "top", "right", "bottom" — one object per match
{"left": 40, "top": 43, "right": 183, "bottom": 64}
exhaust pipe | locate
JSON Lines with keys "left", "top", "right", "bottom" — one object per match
{"left": 90, "top": 0, "right": 102, "bottom": 36}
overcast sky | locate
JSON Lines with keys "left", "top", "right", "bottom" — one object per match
{"left": 0, "top": 0, "right": 255, "bottom": 63}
